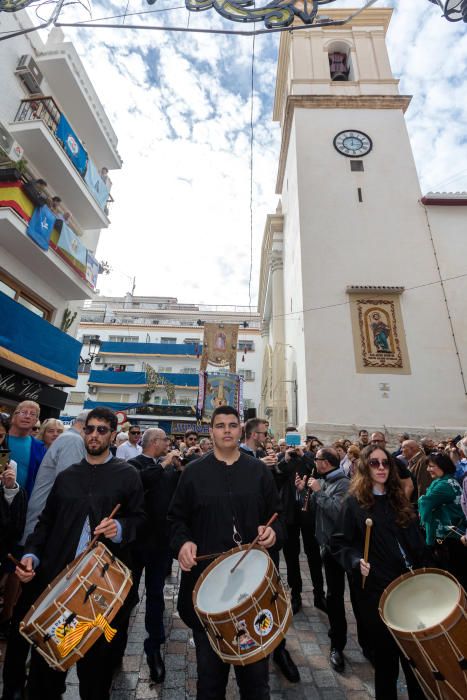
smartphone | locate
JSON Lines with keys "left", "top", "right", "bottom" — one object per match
{"left": 0, "top": 450, "right": 10, "bottom": 474}
{"left": 285, "top": 433, "right": 301, "bottom": 447}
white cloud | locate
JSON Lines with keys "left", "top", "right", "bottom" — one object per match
{"left": 44, "top": 0, "right": 467, "bottom": 303}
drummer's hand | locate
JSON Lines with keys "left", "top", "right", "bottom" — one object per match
{"left": 179, "top": 541, "right": 198, "bottom": 571}
{"left": 94, "top": 518, "right": 118, "bottom": 539}
{"left": 461, "top": 535, "right": 467, "bottom": 546}
{"left": 1, "top": 467, "right": 16, "bottom": 489}
{"left": 16, "top": 557, "right": 35, "bottom": 583}
{"left": 257, "top": 525, "right": 276, "bottom": 549}
{"left": 360, "top": 559, "right": 370, "bottom": 578}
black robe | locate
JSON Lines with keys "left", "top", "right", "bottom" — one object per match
{"left": 25, "top": 457, "right": 145, "bottom": 584}
{"left": 168, "top": 450, "right": 283, "bottom": 629}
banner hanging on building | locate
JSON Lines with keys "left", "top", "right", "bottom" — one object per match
{"left": 85, "top": 250, "right": 100, "bottom": 289}
{"left": 84, "top": 158, "right": 109, "bottom": 211}
{"left": 56, "top": 114, "right": 88, "bottom": 175}
{"left": 56, "top": 222, "right": 87, "bottom": 278}
{"left": 26, "top": 204, "right": 55, "bottom": 250}
{"left": 200, "top": 323, "right": 239, "bottom": 372}
{"left": 197, "top": 371, "right": 241, "bottom": 421}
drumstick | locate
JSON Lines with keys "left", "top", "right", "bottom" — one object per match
{"left": 66, "top": 503, "right": 121, "bottom": 580}
{"left": 8, "top": 554, "right": 27, "bottom": 572}
{"left": 194, "top": 551, "right": 225, "bottom": 562}
{"left": 362, "top": 518, "right": 373, "bottom": 590}
{"left": 230, "top": 513, "right": 278, "bottom": 574}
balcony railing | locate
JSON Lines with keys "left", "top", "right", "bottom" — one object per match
{"left": 13, "top": 97, "right": 112, "bottom": 214}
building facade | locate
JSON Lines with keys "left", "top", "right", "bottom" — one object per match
{"left": 259, "top": 8, "right": 467, "bottom": 441}
{"left": 0, "top": 12, "right": 121, "bottom": 417}
{"left": 64, "top": 295, "right": 262, "bottom": 435}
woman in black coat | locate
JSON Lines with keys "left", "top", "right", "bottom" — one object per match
{"left": 330, "top": 445, "right": 426, "bottom": 700}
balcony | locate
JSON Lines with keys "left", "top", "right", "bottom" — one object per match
{"left": 9, "top": 98, "right": 109, "bottom": 229}
{"left": 98, "top": 342, "right": 201, "bottom": 357}
{"left": 0, "top": 180, "right": 98, "bottom": 299}
{"left": 88, "top": 370, "right": 199, "bottom": 389}
{"left": 0, "top": 290, "right": 81, "bottom": 386}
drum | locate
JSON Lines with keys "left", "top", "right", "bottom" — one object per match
{"left": 193, "top": 545, "right": 291, "bottom": 666}
{"left": 20, "top": 543, "right": 132, "bottom": 671}
{"left": 379, "top": 567, "right": 467, "bottom": 700}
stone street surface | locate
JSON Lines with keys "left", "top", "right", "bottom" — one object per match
{"left": 1, "top": 555, "right": 410, "bottom": 699}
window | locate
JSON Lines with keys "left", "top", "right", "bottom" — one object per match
{"left": 0, "top": 270, "right": 52, "bottom": 320}
{"left": 161, "top": 337, "right": 177, "bottom": 344}
{"left": 351, "top": 160, "right": 364, "bottom": 172}
{"left": 97, "top": 392, "right": 130, "bottom": 402}
{"left": 238, "top": 340, "right": 254, "bottom": 352}
{"left": 108, "top": 335, "right": 139, "bottom": 342}
{"left": 67, "top": 392, "right": 86, "bottom": 404}
{"left": 81, "top": 334, "right": 100, "bottom": 345}
{"left": 182, "top": 368, "right": 197, "bottom": 374}
{"left": 178, "top": 398, "right": 192, "bottom": 406}
{"left": 243, "top": 399, "right": 255, "bottom": 410}
{"left": 158, "top": 367, "right": 172, "bottom": 373}
{"left": 238, "top": 370, "right": 255, "bottom": 381}
{"left": 184, "top": 338, "right": 201, "bottom": 344}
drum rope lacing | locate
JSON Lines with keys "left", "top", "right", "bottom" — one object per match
{"left": 408, "top": 629, "right": 465, "bottom": 700}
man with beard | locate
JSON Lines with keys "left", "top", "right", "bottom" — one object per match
{"left": 9, "top": 407, "right": 145, "bottom": 700}
{"left": 169, "top": 406, "right": 283, "bottom": 699}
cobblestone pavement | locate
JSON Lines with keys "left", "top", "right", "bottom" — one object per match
{"left": 0, "top": 556, "right": 410, "bottom": 699}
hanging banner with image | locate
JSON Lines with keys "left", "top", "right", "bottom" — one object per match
{"left": 200, "top": 323, "right": 239, "bottom": 372}
{"left": 26, "top": 204, "right": 56, "bottom": 250}
{"left": 198, "top": 372, "right": 241, "bottom": 421}
{"left": 85, "top": 250, "right": 100, "bottom": 289}
{"left": 84, "top": 157, "right": 109, "bottom": 210}
{"left": 56, "top": 222, "right": 87, "bottom": 278}
{"left": 56, "top": 114, "right": 87, "bottom": 175}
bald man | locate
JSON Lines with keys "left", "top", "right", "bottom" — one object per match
{"left": 401, "top": 440, "right": 431, "bottom": 500}
{"left": 129, "top": 429, "right": 183, "bottom": 684}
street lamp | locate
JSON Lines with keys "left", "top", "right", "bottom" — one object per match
{"left": 80, "top": 337, "right": 101, "bottom": 365}
{"left": 428, "top": 0, "right": 467, "bottom": 21}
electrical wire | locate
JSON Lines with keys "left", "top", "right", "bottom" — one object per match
{"left": 248, "top": 32, "right": 256, "bottom": 316}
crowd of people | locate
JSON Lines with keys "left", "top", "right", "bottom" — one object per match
{"left": 0, "top": 402, "right": 465, "bottom": 699}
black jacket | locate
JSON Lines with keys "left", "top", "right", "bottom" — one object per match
{"left": 168, "top": 450, "right": 283, "bottom": 629}
{"left": 277, "top": 450, "right": 316, "bottom": 525}
{"left": 129, "top": 453, "right": 181, "bottom": 553}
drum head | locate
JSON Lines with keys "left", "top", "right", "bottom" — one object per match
{"left": 196, "top": 549, "right": 269, "bottom": 614}
{"left": 382, "top": 572, "right": 459, "bottom": 632}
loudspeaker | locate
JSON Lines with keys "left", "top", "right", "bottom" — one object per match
{"left": 244, "top": 408, "right": 257, "bottom": 421}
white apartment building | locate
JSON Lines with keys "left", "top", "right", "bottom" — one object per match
{"left": 64, "top": 295, "right": 263, "bottom": 435}
{"left": 0, "top": 12, "right": 121, "bottom": 417}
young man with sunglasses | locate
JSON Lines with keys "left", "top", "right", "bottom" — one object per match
{"left": 4, "top": 407, "right": 145, "bottom": 700}
{"left": 116, "top": 424, "right": 143, "bottom": 461}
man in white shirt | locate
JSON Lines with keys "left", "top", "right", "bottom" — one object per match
{"left": 116, "top": 425, "right": 142, "bottom": 460}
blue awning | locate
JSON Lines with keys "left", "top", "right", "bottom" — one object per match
{"left": 99, "top": 342, "right": 201, "bottom": 356}
{"left": 0, "top": 291, "right": 81, "bottom": 386}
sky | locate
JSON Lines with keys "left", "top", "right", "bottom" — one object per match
{"left": 37, "top": 0, "right": 467, "bottom": 304}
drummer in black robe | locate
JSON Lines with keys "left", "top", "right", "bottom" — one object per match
{"left": 168, "top": 405, "right": 283, "bottom": 700}
{"left": 11, "top": 407, "right": 145, "bottom": 700}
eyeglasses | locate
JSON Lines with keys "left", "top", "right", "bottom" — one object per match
{"left": 15, "top": 410, "right": 38, "bottom": 418}
{"left": 31, "top": 426, "right": 40, "bottom": 432}
{"left": 84, "top": 425, "right": 112, "bottom": 435}
{"left": 368, "top": 458, "right": 390, "bottom": 468}
{"left": 129, "top": 431, "right": 141, "bottom": 435}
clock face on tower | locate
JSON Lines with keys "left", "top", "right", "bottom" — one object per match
{"left": 333, "top": 130, "right": 372, "bottom": 158}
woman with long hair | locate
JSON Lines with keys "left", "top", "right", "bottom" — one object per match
{"left": 331, "top": 445, "right": 426, "bottom": 700}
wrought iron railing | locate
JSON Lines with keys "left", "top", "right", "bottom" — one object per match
{"left": 14, "top": 96, "right": 61, "bottom": 133}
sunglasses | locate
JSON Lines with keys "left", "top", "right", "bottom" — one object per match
{"left": 31, "top": 426, "right": 40, "bottom": 432}
{"left": 368, "top": 458, "right": 390, "bottom": 468}
{"left": 84, "top": 425, "right": 111, "bottom": 435}
{"left": 129, "top": 431, "right": 141, "bottom": 435}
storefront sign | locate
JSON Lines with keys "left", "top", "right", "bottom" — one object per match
{"left": 0, "top": 367, "right": 67, "bottom": 410}
{"left": 171, "top": 421, "right": 210, "bottom": 435}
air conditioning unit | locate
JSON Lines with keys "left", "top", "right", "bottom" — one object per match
{"left": 0, "top": 121, "right": 24, "bottom": 163}
{"left": 89, "top": 386, "right": 98, "bottom": 394}
{"left": 15, "top": 54, "right": 43, "bottom": 95}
